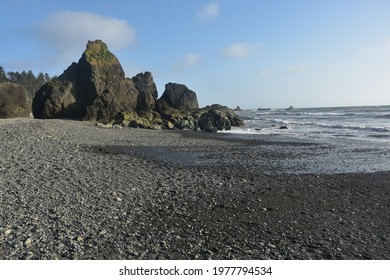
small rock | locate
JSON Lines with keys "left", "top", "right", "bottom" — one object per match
{"left": 267, "top": 243, "right": 277, "bottom": 249}
{"left": 96, "top": 123, "right": 113, "bottom": 128}
{"left": 99, "top": 230, "right": 107, "bottom": 236}
{"left": 24, "top": 238, "right": 32, "bottom": 246}
{"left": 4, "top": 229, "right": 11, "bottom": 236}
{"left": 130, "top": 251, "right": 139, "bottom": 257}
{"left": 23, "top": 252, "right": 34, "bottom": 260}
{"left": 166, "top": 121, "right": 174, "bottom": 129}
{"left": 76, "top": 236, "right": 83, "bottom": 242}
{"left": 116, "top": 197, "right": 122, "bottom": 202}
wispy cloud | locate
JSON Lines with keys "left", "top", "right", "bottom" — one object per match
{"left": 255, "top": 65, "right": 308, "bottom": 76}
{"left": 358, "top": 46, "right": 378, "bottom": 55}
{"left": 385, "top": 38, "right": 390, "bottom": 50}
{"left": 358, "top": 38, "right": 390, "bottom": 55}
{"left": 255, "top": 68, "right": 276, "bottom": 76}
{"left": 285, "top": 65, "right": 308, "bottom": 73}
{"left": 172, "top": 53, "right": 201, "bottom": 71}
{"left": 196, "top": 3, "right": 220, "bottom": 22}
{"left": 37, "top": 11, "right": 135, "bottom": 60}
{"left": 223, "top": 42, "right": 264, "bottom": 59}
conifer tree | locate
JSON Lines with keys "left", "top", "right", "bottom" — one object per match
{"left": 0, "top": 66, "right": 9, "bottom": 82}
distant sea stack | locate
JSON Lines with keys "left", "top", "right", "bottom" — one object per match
{"left": 32, "top": 39, "right": 244, "bottom": 132}
{"left": 0, "top": 82, "right": 31, "bottom": 118}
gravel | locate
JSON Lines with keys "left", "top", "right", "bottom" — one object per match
{"left": 1, "top": 118, "right": 390, "bottom": 260}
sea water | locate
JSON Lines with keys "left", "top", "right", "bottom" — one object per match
{"left": 220, "top": 105, "right": 390, "bottom": 174}
{"left": 225, "top": 105, "right": 390, "bottom": 143}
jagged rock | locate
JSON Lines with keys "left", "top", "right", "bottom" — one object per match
{"left": 113, "top": 110, "right": 164, "bottom": 129}
{"left": 174, "top": 115, "right": 198, "bottom": 130}
{"left": 32, "top": 40, "right": 157, "bottom": 122}
{"left": 132, "top": 72, "right": 158, "bottom": 111}
{"left": 0, "top": 82, "right": 31, "bottom": 118}
{"left": 156, "top": 83, "right": 199, "bottom": 113}
{"left": 129, "top": 118, "right": 151, "bottom": 129}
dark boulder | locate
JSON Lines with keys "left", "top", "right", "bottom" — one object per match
{"left": 153, "top": 82, "right": 200, "bottom": 130}
{"left": 194, "top": 104, "right": 244, "bottom": 131}
{"left": 156, "top": 83, "right": 199, "bottom": 113}
{"left": 198, "top": 109, "right": 230, "bottom": 132}
{"left": 0, "top": 82, "right": 31, "bottom": 118}
{"left": 32, "top": 80, "right": 79, "bottom": 118}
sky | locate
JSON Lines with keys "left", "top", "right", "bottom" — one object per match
{"left": 1, "top": 0, "right": 389, "bottom": 108}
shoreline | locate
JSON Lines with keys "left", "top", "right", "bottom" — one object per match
{"left": 1, "top": 118, "right": 390, "bottom": 259}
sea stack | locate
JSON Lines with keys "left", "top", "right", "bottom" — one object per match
{"left": 33, "top": 40, "right": 157, "bottom": 121}
{"left": 32, "top": 39, "right": 244, "bottom": 132}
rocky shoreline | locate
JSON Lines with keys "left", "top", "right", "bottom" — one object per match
{"left": 1, "top": 118, "right": 390, "bottom": 259}
{"left": 1, "top": 40, "right": 244, "bottom": 132}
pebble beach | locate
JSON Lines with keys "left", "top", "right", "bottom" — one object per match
{"left": 1, "top": 118, "right": 390, "bottom": 260}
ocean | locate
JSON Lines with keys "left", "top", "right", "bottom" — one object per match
{"left": 225, "top": 105, "right": 390, "bottom": 143}
{"left": 218, "top": 105, "right": 390, "bottom": 174}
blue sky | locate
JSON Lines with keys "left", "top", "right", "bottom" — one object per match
{"left": 1, "top": 0, "right": 389, "bottom": 108}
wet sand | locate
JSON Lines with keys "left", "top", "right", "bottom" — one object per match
{"left": 1, "top": 118, "right": 389, "bottom": 259}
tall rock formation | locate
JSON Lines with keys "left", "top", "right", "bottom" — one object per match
{"left": 0, "top": 82, "right": 31, "bottom": 118}
{"left": 32, "top": 40, "right": 157, "bottom": 121}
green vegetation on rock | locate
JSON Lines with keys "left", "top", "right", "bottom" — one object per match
{"left": 84, "top": 40, "right": 118, "bottom": 66}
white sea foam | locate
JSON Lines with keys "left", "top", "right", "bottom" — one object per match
{"left": 227, "top": 105, "right": 390, "bottom": 142}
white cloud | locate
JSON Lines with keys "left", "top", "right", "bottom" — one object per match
{"left": 172, "top": 53, "right": 201, "bottom": 71}
{"left": 38, "top": 11, "right": 135, "bottom": 59}
{"left": 196, "top": 3, "right": 220, "bottom": 22}
{"left": 223, "top": 43, "right": 264, "bottom": 59}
